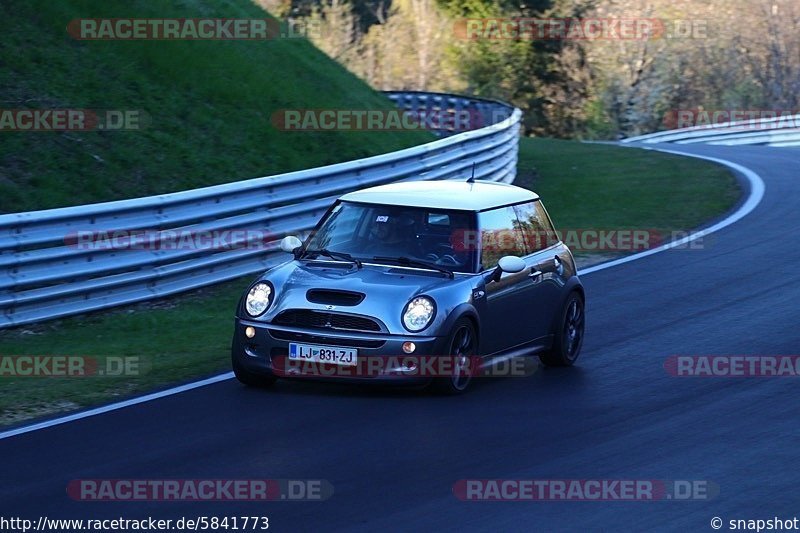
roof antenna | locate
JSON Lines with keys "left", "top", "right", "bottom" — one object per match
{"left": 466, "top": 162, "right": 476, "bottom": 183}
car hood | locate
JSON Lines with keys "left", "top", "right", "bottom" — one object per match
{"left": 250, "top": 259, "right": 476, "bottom": 335}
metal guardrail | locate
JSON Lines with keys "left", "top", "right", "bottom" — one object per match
{"left": 0, "top": 92, "right": 521, "bottom": 328}
{"left": 623, "top": 113, "right": 800, "bottom": 146}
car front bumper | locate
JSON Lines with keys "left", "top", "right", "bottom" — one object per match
{"left": 231, "top": 317, "right": 451, "bottom": 385}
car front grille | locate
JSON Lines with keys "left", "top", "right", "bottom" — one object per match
{"left": 272, "top": 309, "right": 383, "bottom": 332}
{"left": 268, "top": 329, "right": 386, "bottom": 349}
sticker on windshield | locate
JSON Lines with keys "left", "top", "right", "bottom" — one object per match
{"left": 376, "top": 215, "right": 389, "bottom": 222}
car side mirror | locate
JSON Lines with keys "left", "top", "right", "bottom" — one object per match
{"left": 498, "top": 256, "right": 526, "bottom": 273}
{"left": 486, "top": 255, "right": 526, "bottom": 283}
{"left": 280, "top": 235, "right": 303, "bottom": 254}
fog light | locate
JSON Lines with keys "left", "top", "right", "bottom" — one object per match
{"left": 402, "top": 341, "right": 416, "bottom": 354}
{"left": 245, "top": 326, "right": 256, "bottom": 339}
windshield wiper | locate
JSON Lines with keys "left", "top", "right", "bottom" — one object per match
{"left": 301, "top": 248, "right": 362, "bottom": 268}
{"left": 372, "top": 256, "right": 454, "bottom": 279}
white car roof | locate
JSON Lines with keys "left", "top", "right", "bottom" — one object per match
{"left": 339, "top": 180, "right": 539, "bottom": 211}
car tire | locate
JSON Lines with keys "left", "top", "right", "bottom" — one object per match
{"left": 432, "top": 318, "right": 478, "bottom": 395}
{"left": 232, "top": 356, "right": 278, "bottom": 388}
{"left": 539, "top": 291, "right": 585, "bottom": 367}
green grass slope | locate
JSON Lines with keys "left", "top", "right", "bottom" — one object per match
{"left": 516, "top": 138, "right": 741, "bottom": 232}
{"left": 0, "top": 0, "right": 431, "bottom": 213}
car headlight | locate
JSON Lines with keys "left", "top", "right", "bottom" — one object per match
{"left": 245, "top": 282, "right": 273, "bottom": 317}
{"left": 402, "top": 296, "right": 436, "bottom": 332}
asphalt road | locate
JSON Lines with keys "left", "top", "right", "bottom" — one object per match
{"left": 2, "top": 144, "right": 798, "bottom": 532}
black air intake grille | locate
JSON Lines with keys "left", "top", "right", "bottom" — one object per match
{"left": 306, "top": 289, "right": 365, "bottom": 306}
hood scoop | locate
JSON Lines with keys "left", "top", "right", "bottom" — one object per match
{"left": 306, "top": 289, "right": 365, "bottom": 306}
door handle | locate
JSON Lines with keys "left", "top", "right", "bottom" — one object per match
{"left": 529, "top": 269, "right": 543, "bottom": 283}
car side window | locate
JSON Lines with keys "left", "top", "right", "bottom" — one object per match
{"left": 534, "top": 200, "right": 559, "bottom": 247}
{"left": 512, "top": 200, "right": 559, "bottom": 254}
{"left": 478, "top": 206, "right": 527, "bottom": 270}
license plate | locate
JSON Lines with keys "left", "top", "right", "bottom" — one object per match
{"left": 288, "top": 343, "right": 358, "bottom": 366}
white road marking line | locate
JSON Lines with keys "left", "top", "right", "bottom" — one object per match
{"left": 0, "top": 372, "right": 233, "bottom": 440}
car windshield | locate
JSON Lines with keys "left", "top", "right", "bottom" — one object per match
{"left": 303, "top": 201, "right": 478, "bottom": 273}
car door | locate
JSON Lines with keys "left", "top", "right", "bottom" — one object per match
{"left": 479, "top": 205, "right": 553, "bottom": 354}
{"left": 513, "top": 200, "right": 571, "bottom": 338}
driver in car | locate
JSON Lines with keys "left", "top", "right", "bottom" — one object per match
{"left": 365, "top": 212, "right": 420, "bottom": 258}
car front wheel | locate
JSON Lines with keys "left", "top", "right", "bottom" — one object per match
{"left": 539, "top": 291, "right": 585, "bottom": 367}
{"left": 432, "top": 318, "right": 477, "bottom": 395}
